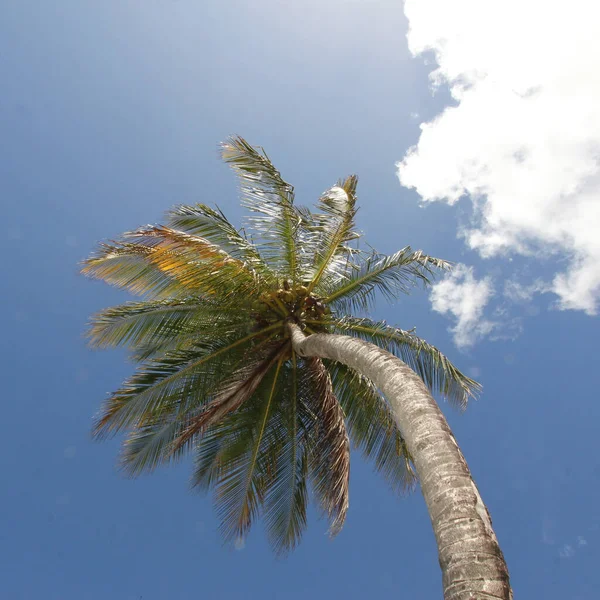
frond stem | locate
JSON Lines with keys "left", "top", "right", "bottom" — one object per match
{"left": 238, "top": 355, "right": 285, "bottom": 531}
{"left": 133, "top": 322, "right": 284, "bottom": 396}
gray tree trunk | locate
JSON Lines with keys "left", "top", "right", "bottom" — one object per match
{"left": 289, "top": 324, "right": 512, "bottom": 600}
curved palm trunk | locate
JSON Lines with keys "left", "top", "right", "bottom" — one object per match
{"left": 289, "top": 324, "right": 511, "bottom": 600}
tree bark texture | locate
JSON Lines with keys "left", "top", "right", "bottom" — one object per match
{"left": 289, "top": 324, "right": 512, "bottom": 600}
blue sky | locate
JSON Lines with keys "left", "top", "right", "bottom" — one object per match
{"left": 2, "top": 1, "right": 599, "bottom": 598}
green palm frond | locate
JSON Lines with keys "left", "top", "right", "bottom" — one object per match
{"left": 213, "top": 358, "right": 285, "bottom": 543}
{"left": 87, "top": 298, "right": 248, "bottom": 350}
{"left": 128, "top": 317, "right": 252, "bottom": 363}
{"left": 172, "top": 343, "right": 287, "bottom": 452}
{"left": 166, "top": 203, "right": 275, "bottom": 284}
{"left": 113, "top": 338, "right": 288, "bottom": 479}
{"left": 302, "top": 357, "right": 350, "bottom": 535}
{"left": 262, "top": 356, "right": 308, "bottom": 554}
{"left": 189, "top": 424, "right": 223, "bottom": 493}
{"left": 221, "top": 136, "right": 302, "bottom": 280}
{"left": 330, "top": 317, "right": 481, "bottom": 408}
{"left": 325, "top": 247, "right": 451, "bottom": 312}
{"left": 265, "top": 442, "right": 308, "bottom": 554}
{"left": 327, "top": 361, "right": 416, "bottom": 493}
{"left": 92, "top": 326, "right": 282, "bottom": 439}
{"left": 120, "top": 416, "right": 187, "bottom": 477}
{"left": 306, "top": 176, "right": 360, "bottom": 293}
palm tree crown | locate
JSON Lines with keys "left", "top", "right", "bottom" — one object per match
{"left": 82, "top": 136, "right": 480, "bottom": 554}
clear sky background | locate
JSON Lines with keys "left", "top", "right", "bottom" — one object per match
{"left": 2, "top": 1, "right": 599, "bottom": 599}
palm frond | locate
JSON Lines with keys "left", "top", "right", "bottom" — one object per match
{"left": 330, "top": 317, "right": 481, "bottom": 408}
{"left": 124, "top": 225, "right": 262, "bottom": 301}
{"left": 127, "top": 317, "right": 251, "bottom": 363}
{"left": 81, "top": 242, "right": 190, "bottom": 298}
{"left": 306, "top": 176, "right": 360, "bottom": 293}
{"left": 166, "top": 203, "right": 275, "bottom": 284}
{"left": 327, "top": 361, "right": 416, "bottom": 493}
{"left": 92, "top": 326, "right": 282, "bottom": 439}
{"left": 221, "top": 136, "right": 302, "bottom": 279}
{"left": 189, "top": 424, "right": 224, "bottom": 493}
{"left": 263, "top": 355, "right": 309, "bottom": 554}
{"left": 87, "top": 298, "right": 248, "bottom": 350}
{"left": 325, "top": 247, "right": 452, "bottom": 313}
{"left": 190, "top": 383, "right": 275, "bottom": 494}
{"left": 119, "top": 416, "right": 187, "bottom": 477}
{"left": 302, "top": 357, "right": 350, "bottom": 536}
{"left": 213, "top": 358, "right": 285, "bottom": 543}
{"left": 81, "top": 223, "right": 262, "bottom": 303}
{"left": 172, "top": 343, "right": 287, "bottom": 452}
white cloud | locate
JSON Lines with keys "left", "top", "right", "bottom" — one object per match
{"left": 430, "top": 264, "right": 495, "bottom": 348}
{"left": 398, "top": 0, "right": 600, "bottom": 315}
{"left": 503, "top": 279, "right": 549, "bottom": 304}
{"left": 559, "top": 544, "right": 575, "bottom": 559}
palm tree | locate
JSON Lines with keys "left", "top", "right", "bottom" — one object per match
{"left": 82, "top": 136, "right": 511, "bottom": 598}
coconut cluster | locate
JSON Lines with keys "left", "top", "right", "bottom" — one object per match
{"left": 251, "top": 280, "right": 330, "bottom": 330}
